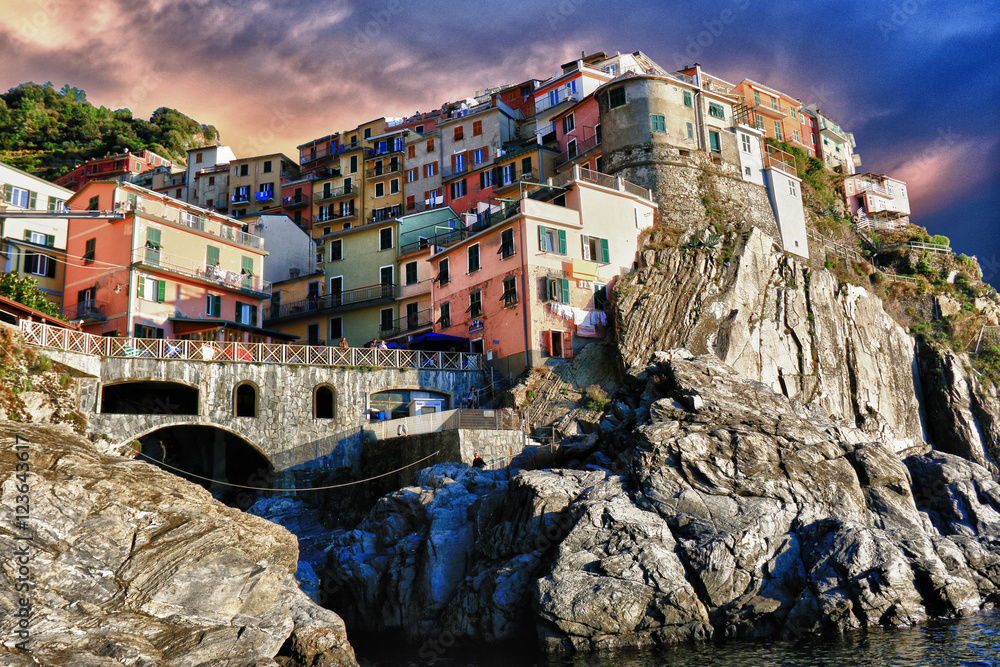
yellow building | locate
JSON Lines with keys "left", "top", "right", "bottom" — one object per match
{"left": 229, "top": 153, "right": 299, "bottom": 219}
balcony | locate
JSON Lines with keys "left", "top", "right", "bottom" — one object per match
{"left": 860, "top": 182, "right": 893, "bottom": 198}
{"left": 383, "top": 308, "right": 433, "bottom": 338}
{"left": 74, "top": 300, "right": 107, "bottom": 322}
{"left": 315, "top": 206, "right": 357, "bottom": 224}
{"left": 132, "top": 247, "right": 271, "bottom": 296}
{"left": 818, "top": 117, "right": 848, "bottom": 142}
{"left": 441, "top": 163, "right": 471, "bottom": 181}
{"left": 492, "top": 170, "right": 543, "bottom": 196}
{"left": 766, "top": 147, "right": 797, "bottom": 178}
{"left": 314, "top": 184, "right": 356, "bottom": 204}
{"left": 366, "top": 142, "right": 404, "bottom": 158}
{"left": 265, "top": 283, "right": 396, "bottom": 321}
{"left": 300, "top": 145, "right": 333, "bottom": 165}
{"left": 255, "top": 190, "right": 275, "bottom": 202}
{"left": 753, "top": 101, "right": 787, "bottom": 119}
{"left": 365, "top": 163, "right": 401, "bottom": 180}
{"left": 282, "top": 193, "right": 309, "bottom": 208}
{"left": 554, "top": 134, "right": 601, "bottom": 169}
{"left": 131, "top": 197, "right": 264, "bottom": 251}
{"left": 369, "top": 205, "right": 402, "bottom": 224}
{"left": 231, "top": 192, "right": 251, "bottom": 205}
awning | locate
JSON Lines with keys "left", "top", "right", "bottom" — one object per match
{"left": 571, "top": 258, "right": 599, "bottom": 282}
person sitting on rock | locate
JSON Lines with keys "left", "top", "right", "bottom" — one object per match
{"left": 472, "top": 452, "right": 486, "bottom": 469}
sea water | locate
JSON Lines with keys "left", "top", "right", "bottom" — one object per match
{"left": 356, "top": 608, "right": 1000, "bottom": 666}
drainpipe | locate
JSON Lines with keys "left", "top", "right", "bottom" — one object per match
{"left": 519, "top": 210, "right": 531, "bottom": 371}
{"left": 693, "top": 63, "right": 706, "bottom": 152}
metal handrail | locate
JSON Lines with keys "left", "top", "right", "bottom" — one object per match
{"left": 266, "top": 283, "right": 396, "bottom": 319}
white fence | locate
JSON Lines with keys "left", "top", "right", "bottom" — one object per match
{"left": 19, "top": 320, "right": 482, "bottom": 371}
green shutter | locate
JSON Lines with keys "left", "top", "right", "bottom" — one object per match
{"left": 156, "top": 328, "right": 165, "bottom": 339}
{"left": 147, "top": 227, "right": 161, "bottom": 247}
{"left": 538, "top": 225, "right": 547, "bottom": 250}
{"left": 46, "top": 234, "right": 55, "bottom": 248}
{"left": 28, "top": 191, "right": 37, "bottom": 209}
{"left": 2, "top": 184, "right": 11, "bottom": 202}
{"left": 137, "top": 279, "right": 144, "bottom": 298}
{"left": 242, "top": 256, "right": 253, "bottom": 276}
{"left": 250, "top": 305, "right": 258, "bottom": 326}
{"left": 45, "top": 256, "right": 56, "bottom": 278}
{"left": 558, "top": 230, "right": 566, "bottom": 254}
{"left": 600, "top": 238, "right": 610, "bottom": 263}
{"left": 206, "top": 245, "right": 219, "bottom": 266}
{"left": 683, "top": 91, "right": 692, "bottom": 107}
{"left": 561, "top": 278, "right": 570, "bottom": 304}
{"left": 24, "top": 229, "right": 31, "bottom": 241}
{"left": 156, "top": 280, "right": 166, "bottom": 303}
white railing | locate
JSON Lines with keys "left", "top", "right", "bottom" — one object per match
{"left": 130, "top": 197, "right": 265, "bottom": 250}
{"left": 19, "top": 320, "right": 483, "bottom": 371}
{"left": 133, "top": 247, "right": 272, "bottom": 295}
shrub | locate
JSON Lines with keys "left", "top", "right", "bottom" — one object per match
{"left": 583, "top": 384, "right": 609, "bottom": 411}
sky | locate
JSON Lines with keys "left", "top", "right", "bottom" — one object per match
{"left": 1, "top": 0, "right": 998, "bottom": 283}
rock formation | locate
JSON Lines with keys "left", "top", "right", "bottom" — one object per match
{"left": 323, "top": 351, "right": 1000, "bottom": 653}
{"left": 0, "top": 422, "right": 357, "bottom": 666}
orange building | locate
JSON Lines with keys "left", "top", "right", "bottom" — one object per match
{"left": 55, "top": 149, "right": 173, "bottom": 192}
{"left": 729, "top": 79, "right": 817, "bottom": 157}
{"left": 62, "top": 181, "right": 282, "bottom": 343}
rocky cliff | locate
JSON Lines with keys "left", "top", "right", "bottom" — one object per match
{"left": 0, "top": 422, "right": 357, "bottom": 666}
{"left": 323, "top": 351, "right": 1000, "bottom": 653}
{"left": 613, "top": 226, "right": 998, "bottom": 469}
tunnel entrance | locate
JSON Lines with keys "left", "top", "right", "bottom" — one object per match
{"left": 101, "top": 381, "right": 199, "bottom": 415}
{"left": 137, "top": 425, "right": 274, "bottom": 509}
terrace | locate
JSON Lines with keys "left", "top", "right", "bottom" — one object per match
{"left": 132, "top": 246, "right": 271, "bottom": 296}
{"left": 131, "top": 197, "right": 264, "bottom": 251}
{"left": 265, "top": 283, "right": 396, "bottom": 321}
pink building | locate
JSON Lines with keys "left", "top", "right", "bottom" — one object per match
{"left": 551, "top": 94, "right": 603, "bottom": 174}
{"left": 431, "top": 165, "right": 656, "bottom": 378}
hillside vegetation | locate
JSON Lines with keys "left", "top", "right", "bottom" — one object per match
{"left": 0, "top": 82, "right": 217, "bottom": 179}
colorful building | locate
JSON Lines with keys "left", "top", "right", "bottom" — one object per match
{"left": 229, "top": 153, "right": 299, "bottom": 219}
{"left": 0, "top": 161, "right": 73, "bottom": 309}
{"left": 805, "top": 105, "right": 860, "bottom": 174}
{"left": 551, "top": 93, "right": 603, "bottom": 174}
{"left": 62, "top": 182, "right": 277, "bottom": 343}
{"left": 186, "top": 145, "right": 237, "bottom": 212}
{"left": 843, "top": 173, "right": 910, "bottom": 221}
{"left": 431, "top": 164, "right": 656, "bottom": 378}
{"left": 55, "top": 149, "right": 173, "bottom": 192}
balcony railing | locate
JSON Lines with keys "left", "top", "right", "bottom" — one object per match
{"left": 369, "top": 205, "right": 402, "bottom": 224}
{"left": 282, "top": 193, "right": 309, "bottom": 207}
{"left": 130, "top": 197, "right": 264, "bottom": 250}
{"left": 132, "top": 246, "right": 271, "bottom": 295}
{"left": 314, "top": 184, "right": 355, "bottom": 203}
{"left": 383, "top": 308, "right": 433, "bottom": 338}
{"left": 315, "top": 206, "right": 357, "bottom": 223}
{"left": 365, "top": 163, "right": 401, "bottom": 179}
{"left": 231, "top": 193, "right": 251, "bottom": 204}
{"left": 441, "top": 163, "right": 470, "bottom": 181}
{"left": 753, "top": 102, "right": 787, "bottom": 118}
{"left": 73, "top": 300, "right": 107, "bottom": 321}
{"left": 265, "top": 283, "right": 396, "bottom": 320}
{"left": 20, "top": 319, "right": 482, "bottom": 371}
{"left": 818, "top": 117, "right": 848, "bottom": 142}
{"left": 766, "top": 147, "right": 798, "bottom": 177}
{"left": 555, "top": 134, "right": 601, "bottom": 169}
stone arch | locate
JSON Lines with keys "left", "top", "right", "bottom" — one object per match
{"left": 99, "top": 379, "right": 199, "bottom": 415}
{"left": 127, "top": 420, "right": 268, "bottom": 462}
{"left": 234, "top": 381, "right": 259, "bottom": 418}
{"left": 313, "top": 383, "right": 337, "bottom": 419}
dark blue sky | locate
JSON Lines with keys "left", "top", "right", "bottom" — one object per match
{"left": 2, "top": 0, "right": 997, "bottom": 282}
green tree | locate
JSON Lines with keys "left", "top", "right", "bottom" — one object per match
{"left": 0, "top": 273, "right": 63, "bottom": 319}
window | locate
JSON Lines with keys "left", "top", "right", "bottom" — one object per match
{"left": 439, "top": 302, "right": 451, "bottom": 328}
{"left": 756, "top": 114, "right": 764, "bottom": 129}
{"left": 425, "top": 162, "right": 437, "bottom": 177}
{"left": 501, "top": 276, "right": 517, "bottom": 307}
{"left": 235, "top": 301, "right": 258, "bottom": 326}
{"left": 469, "top": 290, "right": 482, "bottom": 318}
{"left": 314, "top": 385, "right": 336, "bottom": 419}
{"left": 708, "top": 102, "right": 725, "bottom": 120}
{"left": 26, "top": 230, "right": 54, "bottom": 247}
{"left": 500, "top": 164, "right": 515, "bottom": 185}
{"left": 88, "top": 195, "right": 100, "bottom": 210}
{"left": 538, "top": 225, "right": 566, "bottom": 254}
{"left": 406, "top": 168, "right": 418, "bottom": 182}
{"left": 206, "top": 245, "right": 220, "bottom": 270}
{"left": 364, "top": 128, "right": 372, "bottom": 139}
{"left": 468, "top": 243, "right": 480, "bottom": 273}
{"left": 651, "top": 114, "right": 666, "bottom": 133}
{"left": 607, "top": 87, "right": 626, "bottom": 109}
{"left": 774, "top": 121, "right": 783, "bottom": 141}
{"left": 453, "top": 153, "right": 466, "bottom": 173}
{"left": 145, "top": 227, "right": 162, "bottom": 265}
{"left": 499, "top": 228, "right": 514, "bottom": 258}
{"left": 788, "top": 180, "right": 797, "bottom": 197}
{"left": 473, "top": 148, "right": 486, "bottom": 164}
{"left": 753, "top": 90, "right": 760, "bottom": 105}
{"left": 380, "top": 308, "right": 394, "bottom": 332}
{"left": 263, "top": 160, "right": 272, "bottom": 173}
{"left": 240, "top": 164, "right": 249, "bottom": 176}
{"left": 138, "top": 276, "right": 166, "bottom": 302}
{"left": 686, "top": 123, "right": 694, "bottom": 140}
{"left": 472, "top": 120, "right": 483, "bottom": 136}
{"left": 134, "top": 324, "right": 164, "bottom": 339}
{"left": 450, "top": 179, "right": 467, "bottom": 199}
{"left": 206, "top": 294, "right": 221, "bottom": 317}
{"left": 427, "top": 138, "right": 434, "bottom": 152}
{"left": 437, "top": 258, "right": 450, "bottom": 285}
{"left": 594, "top": 283, "right": 608, "bottom": 310}
{"left": 454, "top": 125, "right": 464, "bottom": 140}
{"left": 196, "top": 152, "right": 203, "bottom": 162}
{"left": 770, "top": 96, "right": 778, "bottom": 110}
{"left": 709, "top": 131, "right": 721, "bottom": 153}
{"left": 350, "top": 155, "right": 358, "bottom": 173}
{"left": 208, "top": 176, "right": 215, "bottom": 186}
{"left": 408, "top": 145, "right": 416, "bottom": 158}
{"left": 793, "top": 129, "right": 800, "bottom": 143}
{"left": 330, "top": 239, "right": 343, "bottom": 262}
{"left": 390, "top": 178, "right": 400, "bottom": 194}
{"left": 329, "top": 317, "right": 343, "bottom": 341}
{"left": 562, "top": 113, "right": 575, "bottom": 134}
{"left": 480, "top": 170, "right": 494, "bottom": 189}
{"left": 567, "top": 139, "right": 577, "bottom": 160}
{"left": 521, "top": 156, "right": 532, "bottom": 176}
{"left": 683, "top": 90, "right": 693, "bottom": 107}
{"left": 379, "top": 227, "right": 393, "bottom": 251}
{"left": 374, "top": 182, "right": 385, "bottom": 197}
{"left": 235, "top": 383, "right": 257, "bottom": 417}
{"left": 3, "top": 186, "right": 33, "bottom": 208}
{"left": 406, "top": 195, "right": 416, "bottom": 210}
{"left": 790, "top": 107, "right": 797, "bottom": 120}
{"left": 741, "top": 134, "right": 752, "bottom": 153}
{"left": 23, "top": 251, "right": 55, "bottom": 278}
{"left": 405, "top": 261, "right": 418, "bottom": 285}
{"left": 46, "top": 196, "right": 64, "bottom": 212}
{"left": 547, "top": 277, "right": 570, "bottom": 304}
{"left": 242, "top": 256, "right": 255, "bottom": 276}
{"left": 582, "top": 235, "right": 610, "bottom": 263}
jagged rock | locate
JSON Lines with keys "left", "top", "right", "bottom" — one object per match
{"left": 323, "top": 352, "right": 1000, "bottom": 654}
{"left": 0, "top": 423, "right": 357, "bottom": 666}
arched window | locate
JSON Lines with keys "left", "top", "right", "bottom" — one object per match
{"left": 314, "top": 385, "right": 336, "bottom": 419}
{"left": 235, "top": 382, "right": 257, "bottom": 417}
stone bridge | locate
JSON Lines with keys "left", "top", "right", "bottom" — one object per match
{"left": 19, "top": 321, "right": 484, "bottom": 471}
